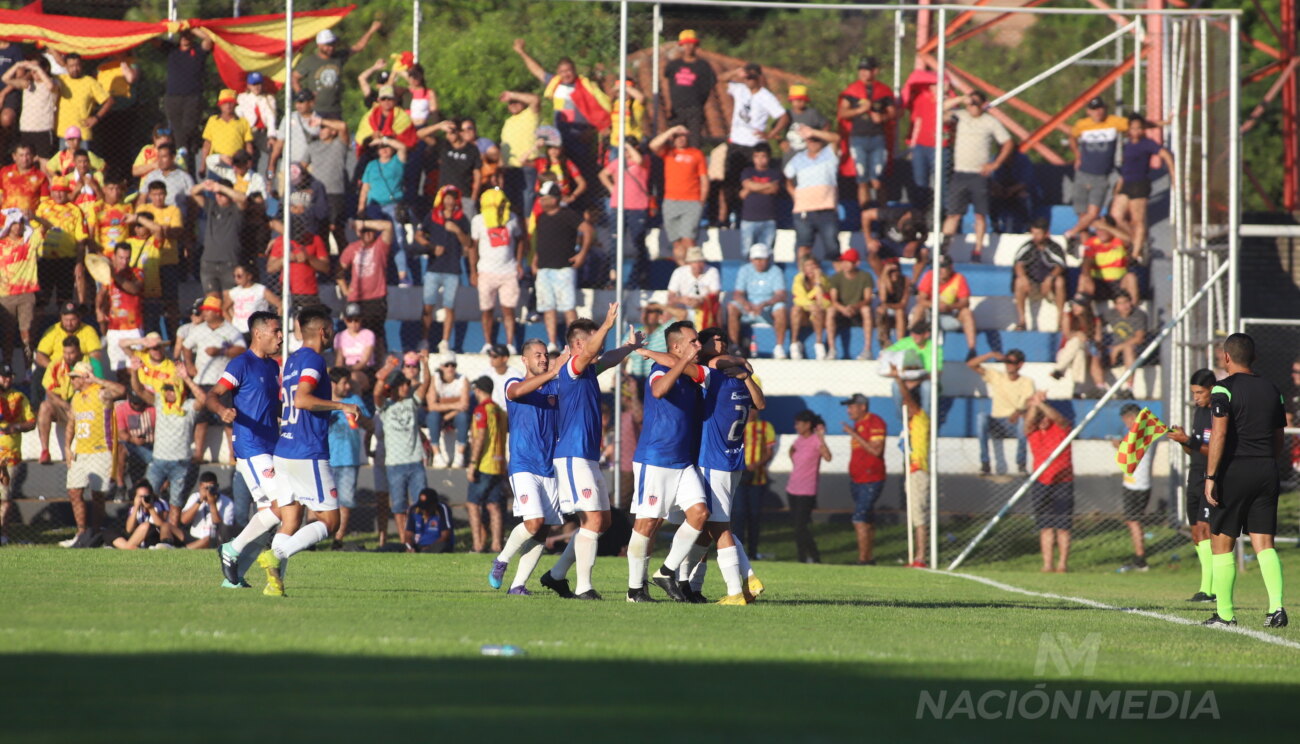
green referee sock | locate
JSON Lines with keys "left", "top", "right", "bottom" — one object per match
{"left": 1195, "top": 540, "right": 1214, "bottom": 595}
{"left": 1257, "top": 548, "right": 1285, "bottom": 614}
{"left": 1212, "top": 553, "right": 1237, "bottom": 621}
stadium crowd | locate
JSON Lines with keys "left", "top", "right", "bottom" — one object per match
{"left": 0, "top": 24, "right": 1172, "bottom": 563}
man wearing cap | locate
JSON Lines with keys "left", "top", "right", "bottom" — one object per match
{"left": 189, "top": 178, "right": 247, "bottom": 295}
{"left": 339, "top": 218, "right": 393, "bottom": 357}
{"left": 236, "top": 72, "right": 277, "bottom": 168}
{"left": 968, "top": 349, "right": 1035, "bottom": 476}
{"left": 1013, "top": 218, "right": 1068, "bottom": 331}
{"left": 268, "top": 90, "right": 326, "bottom": 185}
{"left": 37, "top": 336, "right": 104, "bottom": 465}
{"left": 531, "top": 180, "right": 592, "bottom": 353}
{"left": 1064, "top": 97, "right": 1128, "bottom": 245}
{"left": 727, "top": 243, "right": 788, "bottom": 359}
{"left": 44, "top": 129, "right": 105, "bottom": 181}
{"left": 663, "top": 30, "right": 716, "bottom": 149}
{"left": 941, "top": 91, "right": 1014, "bottom": 262}
{"left": 0, "top": 362, "right": 33, "bottom": 541}
{"left": 785, "top": 85, "right": 829, "bottom": 158}
{"left": 121, "top": 330, "right": 176, "bottom": 394}
{"left": 649, "top": 125, "right": 708, "bottom": 264}
{"left": 719, "top": 62, "right": 789, "bottom": 227}
{"left": 826, "top": 249, "right": 875, "bottom": 360}
{"left": 842, "top": 393, "right": 887, "bottom": 564}
{"left": 838, "top": 56, "right": 896, "bottom": 208}
{"left": 183, "top": 294, "right": 244, "bottom": 461}
{"left": 476, "top": 344, "right": 523, "bottom": 411}
{"left": 60, "top": 360, "right": 125, "bottom": 548}
{"left": 783, "top": 121, "right": 843, "bottom": 261}
{"left": 419, "top": 117, "right": 482, "bottom": 221}
{"left": 666, "top": 245, "right": 721, "bottom": 323}
{"left": 914, "top": 255, "right": 978, "bottom": 353}
{"left": 160, "top": 29, "right": 213, "bottom": 165}
{"left": 470, "top": 189, "right": 525, "bottom": 354}
{"left": 55, "top": 53, "right": 113, "bottom": 150}
{"left": 199, "top": 89, "right": 254, "bottom": 180}
{"left": 293, "top": 22, "right": 383, "bottom": 122}
{"left": 32, "top": 178, "right": 90, "bottom": 308}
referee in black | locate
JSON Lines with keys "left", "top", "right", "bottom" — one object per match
{"left": 1203, "top": 333, "right": 1288, "bottom": 628}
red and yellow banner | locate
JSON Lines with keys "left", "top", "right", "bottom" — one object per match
{"left": 0, "top": 4, "right": 353, "bottom": 91}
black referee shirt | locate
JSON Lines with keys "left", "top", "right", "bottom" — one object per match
{"left": 1187, "top": 405, "right": 1212, "bottom": 477}
{"left": 1210, "top": 372, "right": 1286, "bottom": 460}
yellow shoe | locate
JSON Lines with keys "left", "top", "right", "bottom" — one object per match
{"left": 747, "top": 575, "right": 765, "bottom": 598}
{"left": 257, "top": 550, "right": 284, "bottom": 597}
{"left": 717, "top": 593, "right": 749, "bottom": 605}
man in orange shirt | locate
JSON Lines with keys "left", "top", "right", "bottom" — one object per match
{"left": 0, "top": 144, "right": 49, "bottom": 215}
{"left": 842, "top": 393, "right": 887, "bottom": 564}
{"left": 96, "top": 242, "right": 144, "bottom": 380}
{"left": 649, "top": 125, "right": 707, "bottom": 264}
{"left": 913, "top": 255, "right": 977, "bottom": 354}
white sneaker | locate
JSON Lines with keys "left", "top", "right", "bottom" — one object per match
{"left": 790, "top": 343, "right": 804, "bottom": 360}
{"left": 772, "top": 345, "right": 788, "bottom": 360}
{"left": 546, "top": 342, "right": 559, "bottom": 354}
{"left": 814, "top": 342, "right": 827, "bottom": 360}
{"left": 480, "top": 343, "right": 493, "bottom": 354}
{"left": 58, "top": 535, "right": 78, "bottom": 548}
{"left": 827, "top": 345, "right": 838, "bottom": 360}
{"left": 438, "top": 340, "right": 450, "bottom": 354}
{"left": 856, "top": 347, "right": 872, "bottom": 361}
{"left": 506, "top": 344, "right": 517, "bottom": 355}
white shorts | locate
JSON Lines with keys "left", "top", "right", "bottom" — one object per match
{"left": 235, "top": 453, "right": 281, "bottom": 510}
{"left": 632, "top": 462, "right": 707, "bottom": 520}
{"left": 510, "top": 471, "right": 563, "bottom": 526}
{"left": 273, "top": 456, "right": 338, "bottom": 512}
{"left": 66, "top": 451, "right": 111, "bottom": 492}
{"left": 554, "top": 456, "right": 609, "bottom": 513}
{"left": 104, "top": 328, "right": 142, "bottom": 371}
{"left": 698, "top": 467, "right": 742, "bottom": 523}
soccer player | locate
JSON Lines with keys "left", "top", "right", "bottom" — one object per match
{"left": 261, "top": 307, "right": 361, "bottom": 596}
{"left": 694, "top": 327, "right": 766, "bottom": 604}
{"left": 490, "top": 339, "right": 565, "bottom": 595}
{"left": 513, "top": 303, "right": 642, "bottom": 600}
{"left": 213, "top": 311, "right": 286, "bottom": 588}
{"left": 1167, "top": 368, "right": 1217, "bottom": 603}
{"left": 1203, "top": 333, "right": 1287, "bottom": 628}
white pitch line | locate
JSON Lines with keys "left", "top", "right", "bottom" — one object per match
{"left": 931, "top": 569, "right": 1300, "bottom": 652}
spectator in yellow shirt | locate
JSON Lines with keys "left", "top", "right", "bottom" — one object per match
{"left": 790, "top": 255, "right": 831, "bottom": 362}
{"left": 736, "top": 405, "right": 776, "bottom": 556}
{"left": 467, "top": 376, "right": 508, "bottom": 553}
{"left": 199, "top": 89, "right": 254, "bottom": 179}
{"left": 32, "top": 180, "right": 91, "bottom": 307}
{"left": 54, "top": 53, "right": 112, "bottom": 146}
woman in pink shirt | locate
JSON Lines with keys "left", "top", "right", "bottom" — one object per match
{"left": 788, "top": 409, "right": 832, "bottom": 563}
{"left": 333, "top": 302, "right": 376, "bottom": 393}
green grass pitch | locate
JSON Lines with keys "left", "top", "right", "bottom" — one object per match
{"left": 3, "top": 547, "right": 1297, "bottom": 742}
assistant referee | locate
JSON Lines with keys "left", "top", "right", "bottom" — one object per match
{"left": 1203, "top": 333, "right": 1288, "bottom": 628}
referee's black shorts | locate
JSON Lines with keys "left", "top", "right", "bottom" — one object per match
{"left": 1186, "top": 471, "right": 1208, "bottom": 526}
{"left": 1208, "top": 457, "right": 1279, "bottom": 537}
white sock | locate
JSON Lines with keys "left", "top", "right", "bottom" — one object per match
{"left": 573, "top": 528, "right": 600, "bottom": 595}
{"left": 497, "top": 523, "right": 532, "bottom": 563}
{"left": 734, "top": 538, "right": 755, "bottom": 579}
{"left": 660, "top": 523, "right": 702, "bottom": 573}
{"left": 511, "top": 538, "right": 544, "bottom": 590}
{"left": 230, "top": 509, "right": 280, "bottom": 552}
{"left": 689, "top": 558, "right": 708, "bottom": 593}
{"left": 677, "top": 559, "right": 691, "bottom": 582}
{"left": 718, "top": 546, "right": 743, "bottom": 597}
{"left": 273, "top": 521, "right": 330, "bottom": 561}
{"left": 549, "top": 537, "right": 577, "bottom": 580}
{"left": 236, "top": 531, "right": 272, "bottom": 582}
{"left": 627, "top": 531, "right": 651, "bottom": 589}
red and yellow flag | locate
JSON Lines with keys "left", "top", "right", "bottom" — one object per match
{"left": 1115, "top": 407, "right": 1168, "bottom": 475}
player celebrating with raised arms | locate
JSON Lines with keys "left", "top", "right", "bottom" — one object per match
{"left": 259, "top": 307, "right": 362, "bottom": 597}
{"left": 213, "top": 310, "right": 286, "bottom": 589}
{"left": 515, "top": 303, "right": 643, "bottom": 600}
{"left": 489, "top": 339, "right": 568, "bottom": 595}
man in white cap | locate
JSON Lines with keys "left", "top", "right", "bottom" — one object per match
{"left": 665, "top": 245, "right": 720, "bottom": 322}
{"left": 727, "top": 243, "right": 788, "bottom": 358}
{"left": 292, "top": 21, "right": 382, "bottom": 121}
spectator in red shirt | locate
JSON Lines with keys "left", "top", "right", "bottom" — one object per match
{"left": 337, "top": 218, "right": 393, "bottom": 360}
{"left": 98, "top": 242, "right": 144, "bottom": 381}
{"left": 841, "top": 393, "right": 887, "bottom": 565}
{"left": 267, "top": 220, "right": 329, "bottom": 309}
{"left": 1025, "top": 391, "right": 1074, "bottom": 573}
{"left": 0, "top": 144, "right": 49, "bottom": 215}
{"left": 913, "top": 255, "right": 977, "bottom": 354}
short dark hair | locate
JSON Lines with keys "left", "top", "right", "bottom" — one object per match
{"left": 1222, "top": 333, "right": 1256, "bottom": 366}
{"left": 1030, "top": 217, "right": 1050, "bottom": 231}
{"left": 473, "top": 375, "right": 494, "bottom": 394}
{"left": 329, "top": 367, "right": 351, "bottom": 384}
{"left": 65, "top": 52, "right": 82, "bottom": 62}
{"left": 664, "top": 320, "right": 696, "bottom": 347}
{"left": 134, "top": 211, "right": 154, "bottom": 222}
{"left": 1120, "top": 403, "right": 1142, "bottom": 417}
{"left": 794, "top": 409, "right": 824, "bottom": 427}
{"left": 1113, "top": 289, "right": 1132, "bottom": 302}
{"left": 248, "top": 311, "right": 280, "bottom": 333}
{"left": 156, "top": 143, "right": 175, "bottom": 156}
{"left": 566, "top": 318, "right": 599, "bottom": 346}
{"left": 752, "top": 142, "right": 771, "bottom": 156}
{"left": 697, "top": 326, "right": 727, "bottom": 350}
{"left": 72, "top": 148, "right": 90, "bottom": 160}
{"left": 297, "top": 306, "right": 331, "bottom": 334}
{"left": 62, "top": 336, "right": 82, "bottom": 349}
{"left": 1190, "top": 368, "right": 1217, "bottom": 388}
{"left": 198, "top": 471, "right": 219, "bottom": 486}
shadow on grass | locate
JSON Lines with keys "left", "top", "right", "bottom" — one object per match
{"left": 4, "top": 653, "right": 1296, "bottom": 742}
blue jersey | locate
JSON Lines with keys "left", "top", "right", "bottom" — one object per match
{"left": 633, "top": 363, "right": 704, "bottom": 468}
{"left": 699, "top": 371, "right": 751, "bottom": 472}
{"left": 505, "top": 376, "right": 558, "bottom": 477}
{"left": 277, "top": 347, "right": 330, "bottom": 460}
{"left": 554, "top": 358, "right": 603, "bottom": 461}
{"left": 219, "top": 351, "right": 281, "bottom": 459}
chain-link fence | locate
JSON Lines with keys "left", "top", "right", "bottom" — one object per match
{"left": 0, "top": 2, "right": 1246, "bottom": 576}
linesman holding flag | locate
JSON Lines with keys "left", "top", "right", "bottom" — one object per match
{"left": 1203, "top": 333, "right": 1288, "bottom": 628}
